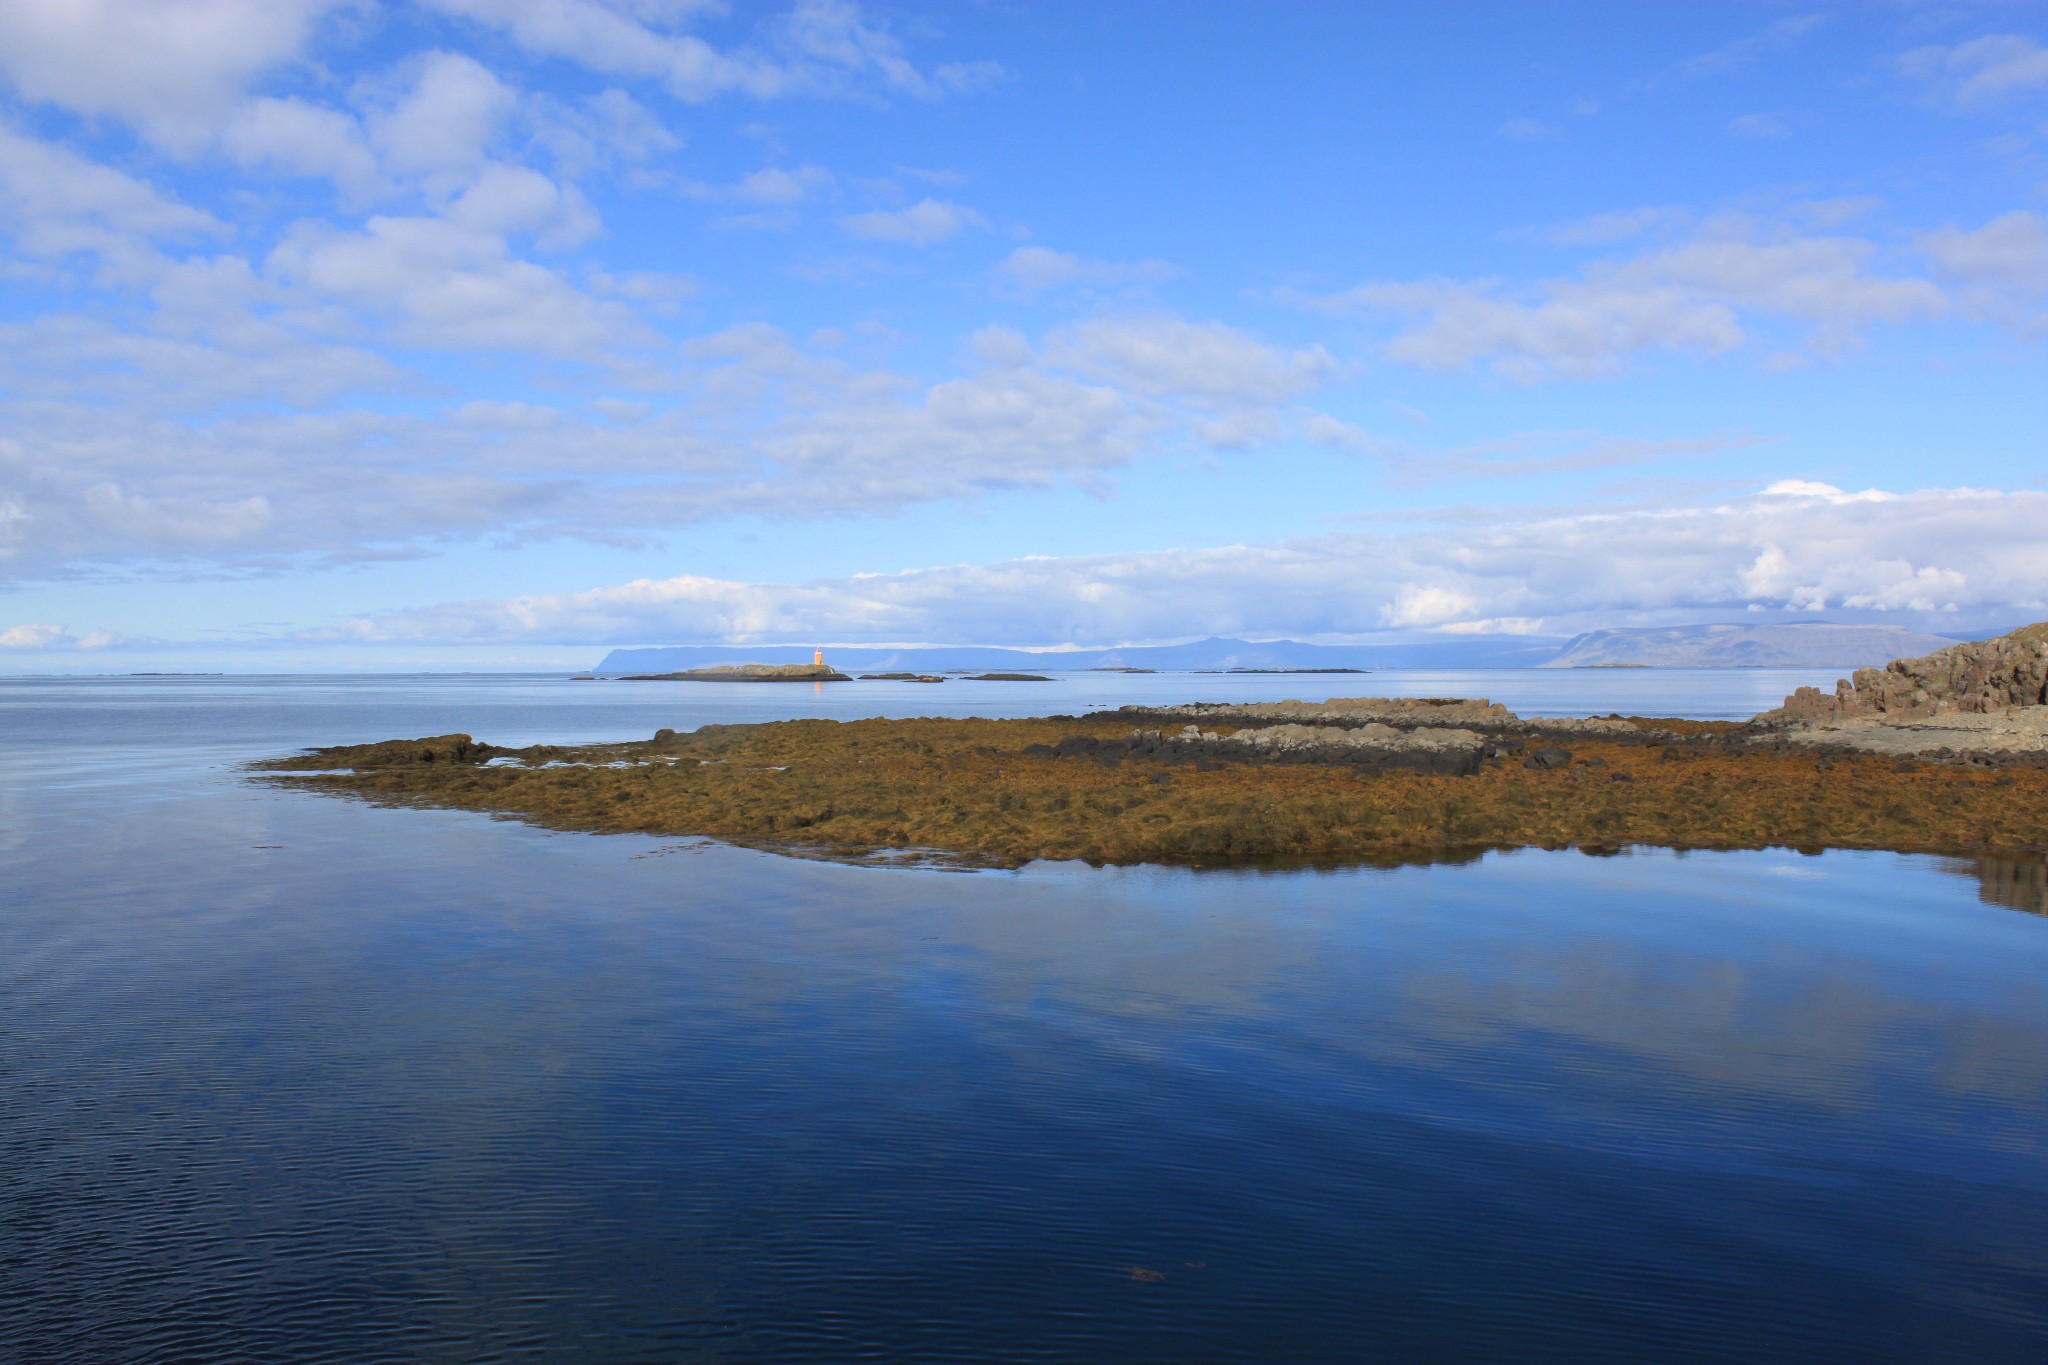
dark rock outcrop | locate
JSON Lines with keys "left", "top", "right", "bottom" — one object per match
{"left": 256, "top": 734, "right": 489, "bottom": 769}
{"left": 1761, "top": 623, "right": 2048, "bottom": 724}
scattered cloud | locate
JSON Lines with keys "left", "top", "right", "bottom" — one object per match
{"left": 841, "top": 197, "right": 986, "bottom": 244}
{"left": 0, "top": 0, "right": 342, "bottom": 153}
{"left": 1899, "top": 34, "right": 2048, "bottom": 105}
{"left": 993, "top": 246, "right": 1178, "bottom": 293}
{"left": 264, "top": 211, "right": 637, "bottom": 355}
{"left": 1540, "top": 206, "right": 1691, "bottom": 247}
{"left": 1921, "top": 209, "right": 2048, "bottom": 290}
{"left": 1041, "top": 316, "right": 1331, "bottom": 408}
{"left": 329, "top": 482, "right": 2048, "bottom": 647}
{"left": 736, "top": 165, "right": 832, "bottom": 205}
{"left": 1498, "top": 117, "right": 1558, "bottom": 142}
{"left": 1728, "top": 112, "right": 1790, "bottom": 139}
{"left": 0, "top": 622, "right": 67, "bottom": 648}
{"left": 1388, "top": 431, "right": 1772, "bottom": 489}
{"left": 1657, "top": 14, "right": 1825, "bottom": 85}
{"left": 0, "top": 314, "right": 1333, "bottom": 580}
{"left": 1920, "top": 209, "right": 2048, "bottom": 329}
{"left": 1284, "top": 217, "right": 1949, "bottom": 381}
{"left": 420, "top": 0, "right": 1000, "bottom": 104}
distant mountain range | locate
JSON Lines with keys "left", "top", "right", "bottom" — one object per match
{"left": 594, "top": 636, "right": 1568, "bottom": 674}
{"left": 594, "top": 624, "right": 1979, "bottom": 674}
{"left": 1540, "top": 623, "right": 1964, "bottom": 669}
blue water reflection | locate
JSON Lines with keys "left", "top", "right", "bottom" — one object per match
{"left": 3, "top": 675, "right": 2045, "bottom": 1362}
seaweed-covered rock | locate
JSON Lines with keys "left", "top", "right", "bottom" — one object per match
{"left": 1127, "top": 696, "right": 1513, "bottom": 729}
{"left": 258, "top": 734, "right": 486, "bottom": 769}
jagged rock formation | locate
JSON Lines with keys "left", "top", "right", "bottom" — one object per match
{"left": 1761, "top": 623, "right": 2048, "bottom": 724}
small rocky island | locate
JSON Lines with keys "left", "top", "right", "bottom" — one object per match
{"left": 622, "top": 662, "right": 851, "bottom": 682}
{"left": 252, "top": 625, "right": 2048, "bottom": 868}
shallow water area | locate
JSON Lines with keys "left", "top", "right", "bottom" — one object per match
{"left": 4, "top": 673, "right": 2047, "bottom": 1363}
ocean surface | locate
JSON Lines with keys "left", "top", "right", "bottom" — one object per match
{"left": 4, "top": 670, "right": 2046, "bottom": 1363}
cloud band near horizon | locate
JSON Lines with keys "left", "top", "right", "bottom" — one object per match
{"left": 249, "top": 481, "right": 2047, "bottom": 652}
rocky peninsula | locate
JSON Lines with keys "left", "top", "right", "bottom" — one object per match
{"left": 249, "top": 624, "right": 2048, "bottom": 869}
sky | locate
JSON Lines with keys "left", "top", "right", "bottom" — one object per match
{"left": 2, "top": 0, "right": 2047, "bottom": 670}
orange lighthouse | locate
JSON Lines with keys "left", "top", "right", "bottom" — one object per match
{"left": 814, "top": 649, "right": 824, "bottom": 666}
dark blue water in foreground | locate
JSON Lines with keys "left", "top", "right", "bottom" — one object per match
{"left": 4, "top": 673, "right": 2047, "bottom": 1363}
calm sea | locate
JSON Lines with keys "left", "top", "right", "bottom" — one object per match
{"left": 4, "top": 671, "right": 2046, "bottom": 1363}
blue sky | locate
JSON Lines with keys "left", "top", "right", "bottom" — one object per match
{"left": 2, "top": 0, "right": 2046, "bottom": 668}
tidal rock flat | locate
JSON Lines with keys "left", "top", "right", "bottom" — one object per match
{"left": 250, "top": 702, "right": 2048, "bottom": 869}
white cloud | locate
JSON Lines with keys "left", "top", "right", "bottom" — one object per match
{"left": 420, "top": 0, "right": 998, "bottom": 103}
{"left": 532, "top": 88, "right": 681, "bottom": 175}
{"left": 1900, "top": 34, "right": 2048, "bottom": 105}
{"left": 1728, "top": 112, "right": 1790, "bottom": 139}
{"left": 219, "top": 97, "right": 384, "bottom": 199}
{"left": 1659, "top": 14, "right": 1824, "bottom": 84}
{"left": 0, "top": 0, "right": 341, "bottom": 152}
{"left": 1042, "top": 316, "right": 1331, "bottom": 407}
{"left": 0, "top": 621, "right": 123, "bottom": 649}
{"left": 1289, "top": 221, "right": 1948, "bottom": 381}
{"left": 736, "top": 165, "right": 829, "bottom": 205}
{"left": 993, "top": 246, "right": 1177, "bottom": 292}
{"left": 776, "top": 0, "right": 1003, "bottom": 99}
{"left": 0, "top": 622, "right": 67, "bottom": 648}
{"left": 842, "top": 197, "right": 985, "bottom": 244}
{"left": 1921, "top": 210, "right": 2048, "bottom": 290}
{"left": 1303, "top": 413, "right": 1393, "bottom": 456}
{"left": 1346, "top": 430, "right": 1770, "bottom": 489}
{"left": 367, "top": 52, "right": 520, "bottom": 182}
{"left": 419, "top": 0, "right": 787, "bottom": 99}
{"left": 1498, "top": 117, "right": 1557, "bottom": 142}
{"left": 1541, "top": 206, "right": 1691, "bottom": 246}
{"left": 264, "top": 213, "right": 638, "bottom": 355}
{"left": 1919, "top": 211, "right": 2048, "bottom": 331}
{"left": 680, "top": 163, "right": 833, "bottom": 224}
{"left": 0, "top": 313, "right": 403, "bottom": 410}
{"left": 0, "top": 122, "right": 223, "bottom": 283}
{"left": 446, "top": 162, "right": 601, "bottom": 246}
{"left": 330, "top": 482, "right": 2048, "bottom": 647}
{"left": 0, "top": 314, "right": 1328, "bottom": 580}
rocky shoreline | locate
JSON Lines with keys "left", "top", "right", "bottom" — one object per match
{"left": 246, "top": 622, "right": 2048, "bottom": 869}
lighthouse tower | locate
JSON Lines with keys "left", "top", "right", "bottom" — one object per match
{"left": 814, "top": 648, "right": 824, "bottom": 667}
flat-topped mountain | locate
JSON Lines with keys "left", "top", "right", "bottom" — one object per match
{"left": 1545, "top": 623, "right": 1964, "bottom": 669}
